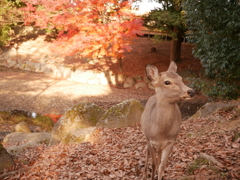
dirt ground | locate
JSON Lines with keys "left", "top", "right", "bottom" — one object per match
{"left": 0, "top": 35, "right": 208, "bottom": 140}
{"left": 0, "top": 35, "right": 205, "bottom": 109}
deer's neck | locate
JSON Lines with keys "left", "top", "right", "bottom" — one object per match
{"left": 155, "top": 94, "right": 181, "bottom": 123}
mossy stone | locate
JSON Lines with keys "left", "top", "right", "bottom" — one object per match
{"left": 98, "top": 99, "right": 144, "bottom": 128}
{"left": 63, "top": 103, "right": 104, "bottom": 128}
{"left": 63, "top": 127, "right": 96, "bottom": 144}
{"left": 0, "top": 111, "right": 10, "bottom": 121}
{"left": 0, "top": 111, "right": 54, "bottom": 131}
{"left": 32, "top": 115, "right": 54, "bottom": 132}
{"left": 50, "top": 102, "right": 105, "bottom": 145}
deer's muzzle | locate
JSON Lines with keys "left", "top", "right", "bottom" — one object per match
{"left": 187, "top": 89, "right": 195, "bottom": 98}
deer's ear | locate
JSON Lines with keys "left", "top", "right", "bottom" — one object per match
{"left": 168, "top": 61, "right": 177, "bottom": 72}
{"left": 146, "top": 64, "right": 159, "bottom": 82}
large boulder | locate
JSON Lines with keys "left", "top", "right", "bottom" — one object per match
{"left": 3, "top": 132, "right": 51, "bottom": 155}
{"left": 190, "top": 101, "right": 240, "bottom": 120}
{"left": 62, "top": 127, "right": 97, "bottom": 144}
{"left": 0, "top": 143, "right": 15, "bottom": 172}
{"left": 50, "top": 102, "right": 105, "bottom": 145}
{"left": 98, "top": 99, "right": 144, "bottom": 128}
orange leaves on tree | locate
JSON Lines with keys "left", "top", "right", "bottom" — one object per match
{"left": 21, "top": 0, "right": 143, "bottom": 61}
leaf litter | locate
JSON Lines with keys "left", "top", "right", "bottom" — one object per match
{"left": 1, "top": 108, "right": 239, "bottom": 180}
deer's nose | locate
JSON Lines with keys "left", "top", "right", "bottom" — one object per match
{"left": 187, "top": 89, "right": 195, "bottom": 97}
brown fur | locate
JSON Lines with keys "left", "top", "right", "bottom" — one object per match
{"left": 141, "top": 61, "right": 194, "bottom": 180}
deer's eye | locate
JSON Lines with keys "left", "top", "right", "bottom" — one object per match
{"left": 164, "top": 81, "right": 171, "bottom": 85}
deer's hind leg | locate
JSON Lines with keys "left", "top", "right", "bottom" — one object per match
{"left": 142, "top": 143, "right": 150, "bottom": 180}
{"left": 156, "top": 149, "right": 162, "bottom": 173}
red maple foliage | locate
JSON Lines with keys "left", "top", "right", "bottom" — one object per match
{"left": 21, "top": 0, "right": 142, "bottom": 62}
{"left": 43, "top": 114, "right": 62, "bottom": 123}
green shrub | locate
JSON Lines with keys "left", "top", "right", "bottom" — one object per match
{"left": 188, "top": 77, "right": 206, "bottom": 94}
{"left": 183, "top": 0, "right": 240, "bottom": 99}
{"left": 0, "top": 0, "right": 24, "bottom": 46}
{"left": 0, "top": 25, "right": 12, "bottom": 46}
{"left": 208, "top": 81, "right": 239, "bottom": 100}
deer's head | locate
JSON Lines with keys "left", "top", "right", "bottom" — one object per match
{"left": 146, "top": 61, "right": 194, "bottom": 103}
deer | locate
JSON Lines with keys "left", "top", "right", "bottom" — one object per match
{"left": 141, "top": 61, "right": 195, "bottom": 180}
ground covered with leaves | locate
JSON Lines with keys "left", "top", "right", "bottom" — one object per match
{"left": 1, "top": 107, "right": 239, "bottom": 180}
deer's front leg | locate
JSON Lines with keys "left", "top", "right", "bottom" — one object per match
{"left": 157, "top": 142, "right": 174, "bottom": 180}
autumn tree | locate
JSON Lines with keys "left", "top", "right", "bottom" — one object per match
{"left": 183, "top": 0, "right": 240, "bottom": 99}
{"left": 143, "top": 0, "right": 186, "bottom": 62}
{"left": 21, "top": 0, "right": 142, "bottom": 72}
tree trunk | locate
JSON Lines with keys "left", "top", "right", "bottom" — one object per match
{"left": 170, "top": 26, "right": 183, "bottom": 62}
{"left": 117, "top": 56, "right": 123, "bottom": 73}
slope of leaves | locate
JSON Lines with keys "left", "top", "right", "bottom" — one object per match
{"left": 1, "top": 108, "right": 240, "bottom": 180}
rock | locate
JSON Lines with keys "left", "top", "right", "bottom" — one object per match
{"left": 143, "top": 76, "right": 150, "bottom": 83}
{"left": 98, "top": 99, "right": 144, "bottom": 128}
{"left": 14, "top": 122, "right": 31, "bottom": 133}
{"left": 63, "top": 127, "right": 96, "bottom": 144}
{"left": 32, "top": 62, "right": 42, "bottom": 72}
{"left": 0, "top": 143, "right": 15, "bottom": 172}
{"left": 143, "top": 76, "right": 155, "bottom": 89}
{"left": 147, "top": 82, "right": 155, "bottom": 90}
{"left": 6, "top": 59, "right": 17, "bottom": 67}
{"left": 134, "top": 82, "right": 147, "bottom": 89}
{"left": 3, "top": 132, "right": 51, "bottom": 144}
{"left": 133, "top": 75, "right": 142, "bottom": 82}
{"left": 2, "top": 48, "right": 17, "bottom": 62}
{"left": 50, "top": 102, "right": 105, "bottom": 145}
{"left": 41, "top": 63, "right": 54, "bottom": 74}
{"left": 190, "top": 101, "right": 240, "bottom": 119}
{"left": 115, "top": 74, "right": 127, "bottom": 85}
{"left": 53, "top": 66, "right": 72, "bottom": 79}
{"left": 34, "top": 126, "right": 43, "bottom": 132}
{"left": 123, "top": 77, "right": 136, "bottom": 88}
{"left": 3, "top": 132, "right": 51, "bottom": 155}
